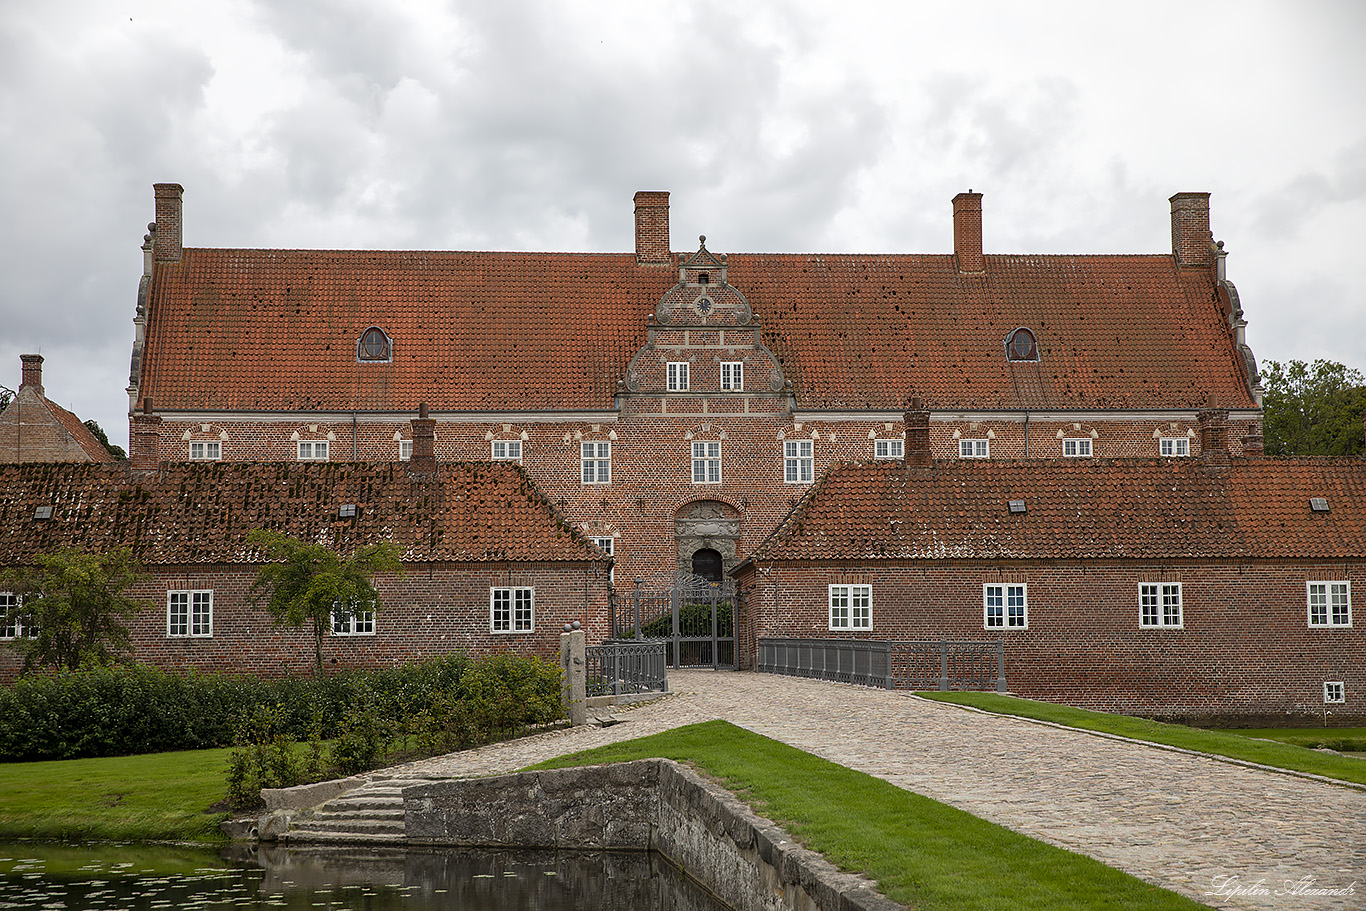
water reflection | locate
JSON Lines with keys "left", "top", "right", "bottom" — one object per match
{"left": 0, "top": 843, "right": 733, "bottom": 910}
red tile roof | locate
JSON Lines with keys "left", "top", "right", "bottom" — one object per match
{"left": 743, "top": 458, "right": 1366, "bottom": 563}
{"left": 41, "top": 397, "right": 117, "bottom": 463}
{"left": 139, "top": 247, "right": 1254, "bottom": 413}
{"left": 0, "top": 461, "right": 602, "bottom": 565}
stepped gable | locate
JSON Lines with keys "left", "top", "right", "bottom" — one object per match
{"left": 743, "top": 458, "right": 1366, "bottom": 563}
{"left": 0, "top": 461, "right": 598, "bottom": 565}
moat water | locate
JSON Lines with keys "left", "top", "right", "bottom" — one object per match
{"left": 0, "top": 843, "right": 733, "bottom": 910}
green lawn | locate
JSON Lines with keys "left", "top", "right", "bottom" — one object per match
{"left": 917, "top": 692, "right": 1366, "bottom": 786}
{"left": 0, "top": 747, "right": 233, "bottom": 842}
{"left": 532, "top": 720, "right": 1208, "bottom": 911}
{"left": 1211, "top": 727, "right": 1366, "bottom": 752}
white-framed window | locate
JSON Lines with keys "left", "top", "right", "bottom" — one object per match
{"left": 298, "top": 440, "right": 329, "bottom": 461}
{"left": 581, "top": 442, "right": 611, "bottom": 484}
{"left": 1324, "top": 681, "right": 1346, "bottom": 704}
{"left": 398, "top": 440, "right": 413, "bottom": 461}
{"left": 592, "top": 536, "right": 615, "bottom": 584}
{"left": 1140, "top": 583, "right": 1183, "bottom": 628}
{"left": 167, "top": 590, "right": 213, "bottom": 638}
{"left": 189, "top": 441, "right": 221, "bottom": 461}
{"left": 1307, "top": 582, "right": 1352, "bottom": 627}
{"left": 1062, "top": 438, "right": 1092, "bottom": 458}
{"left": 784, "top": 439, "right": 814, "bottom": 484}
{"left": 959, "top": 439, "right": 989, "bottom": 459}
{"left": 1160, "top": 437, "right": 1189, "bottom": 457}
{"left": 829, "top": 584, "right": 871, "bottom": 631}
{"left": 720, "top": 361, "right": 744, "bottom": 391}
{"left": 667, "top": 362, "right": 690, "bottom": 392}
{"left": 874, "top": 439, "right": 903, "bottom": 459}
{"left": 491, "top": 587, "right": 534, "bottom": 633}
{"left": 692, "top": 441, "right": 721, "bottom": 484}
{"left": 492, "top": 440, "right": 523, "bottom": 461}
{"left": 331, "top": 601, "right": 375, "bottom": 636}
{"left": 984, "top": 583, "right": 1027, "bottom": 629}
{"left": 0, "top": 593, "right": 36, "bottom": 640}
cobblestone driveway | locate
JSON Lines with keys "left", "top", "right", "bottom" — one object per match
{"left": 386, "top": 670, "right": 1365, "bottom": 911}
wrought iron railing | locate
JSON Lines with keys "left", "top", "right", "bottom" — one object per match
{"left": 586, "top": 641, "right": 669, "bottom": 697}
{"left": 756, "top": 638, "right": 1006, "bottom": 692}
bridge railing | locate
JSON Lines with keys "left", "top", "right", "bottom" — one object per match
{"left": 756, "top": 638, "right": 1006, "bottom": 692}
{"left": 586, "top": 640, "right": 669, "bottom": 697}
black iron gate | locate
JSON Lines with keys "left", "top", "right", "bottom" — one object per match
{"left": 611, "top": 574, "right": 736, "bottom": 669}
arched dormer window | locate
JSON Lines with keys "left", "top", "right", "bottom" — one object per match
{"left": 1005, "top": 327, "right": 1038, "bottom": 362}
{"left": 357, "top": 327, "right": 392, "bottom": 363}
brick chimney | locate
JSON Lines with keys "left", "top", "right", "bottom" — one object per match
{"left": 129, "top": 398, "right": 162, "bottom": 472}
{"left": 1169, "top": 192, "right": 1213, "bottom": 269}
{"left": 904, "top": 397, "right": 931, "bottom": 468}
{"left": 19, "top": 354, "right": 43, "bottom": 393}
{"left": 1240, "top": 427, "right": 1264, "bottom": 459}
{"left": 1198, "top": 406, "right": 1229, "bottom": 465}
{"left": 952, "top": 191, "right": 984, "bottom": 274}
{"left": 409, "top": 403, "right": 436, "bottom": 473}
{"left": 634, "top": 191, "right": 670, "bottom": 265}
{"left": 153, "top": 183, "right": 185, "bottom": 263}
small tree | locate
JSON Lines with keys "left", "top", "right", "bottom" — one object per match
{"left": 246, "top": 531, "right": 403, "bottom": 674}
{"left": 1262, "top": 359, "right": 1366, "bottom": 457}
{"left": 0, "top": 547, "right": 147, "bottom": 673}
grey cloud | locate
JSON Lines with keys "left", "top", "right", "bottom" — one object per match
{"left": 1252, "top": 140, "right": 1366, "bottom": 239}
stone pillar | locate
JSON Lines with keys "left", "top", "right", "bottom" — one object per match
{"left": 560, "top": 628, "right": 587, "bottom": 726}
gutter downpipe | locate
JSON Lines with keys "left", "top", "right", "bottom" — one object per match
{"left": 1024, "top": 408, "right": 1030, "bottom": 458}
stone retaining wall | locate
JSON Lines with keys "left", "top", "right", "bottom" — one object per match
{"left": 404, "top": 759, "right": 903, "bottom": 911}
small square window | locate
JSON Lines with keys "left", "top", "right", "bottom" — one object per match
{"left": 667, "top": 362, "right": 690, "bottom": 392}
{"left": 1140, "top": 583, "right": 1183, "bottom": 628}
{"left": 167, "top": 590, "right": 213, "bottom": 638}
{"left": 332, "top": 601, "right": 375, "bottom": 636}
{"left": 1310, "top": 497, "right": 1330, "bottom": 513}
{"left": 829, "top": 584, "right": 872, "bottom": 630}
{"left": 189, "top": 441, "right": 222, "bottom": 461}
{"left": 1307, "top": 582, "right": 1351, "bottom": 627}
{"left": 492, "top": 440, "right": 523, "bottom": 461}
{"left": 720, "top": 362, "right": 744, "bottom": 391}
{"left": 32, "top": 506, "right": 53, "bottom": 520}
{"left": 1062, "top": 438, "right": 1092, "bottom": 458}
{"left": 692, "top": 441, "right": 721, "bottom": 484}
{"left": 984, "top": 583, "right": 1027, "bottom": 629}
{"left": 959, "top": 439, "right": 989, "bottom": 459}
{"left": 1324, "top": 682, "right": 1345, "bottom": 704}
{"left": 581, "top": 442, "right": 611, "bottom": 484}
{"left": 1159, "top": 437, "right": 1189, "bottom": 457}
{"left": 398, "top": 440, "right": 412, "bottom": 461}
{"left": 491, "top": 587, "right": 534, "bottom": 633}
{"left": 874, "top": 439, "right": 903, "bottom": 459}
{"left": 298, "top": 440, "right": 329, "bottom": 461}
{"left": 784, "top": 439, "right": 814, "bottom": 484}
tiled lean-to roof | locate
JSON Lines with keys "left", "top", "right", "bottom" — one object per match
{"left": 41, "top": 397, "right": 118, "bottom": 463}
{"left": 742, "top": 458, "right": 1366, "bottom": 563}
{"left": 138, "top": 246, "right": 1255, "bottom": 414}
{"left": 0, "top": 461, "right": 603, "bottom": 565}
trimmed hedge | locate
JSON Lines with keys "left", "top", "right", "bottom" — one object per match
{"left": 0, "top": 657, "right": 470, "bottom": 762}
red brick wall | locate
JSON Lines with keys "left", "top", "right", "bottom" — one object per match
{"left": 0, "top": 389, "right": 100, "bottom": 463}
{"left": 0, "top": 561, "right": 610, "bottom": 682}
{"left": 736, "top": 559, "right": 1366, "bottom": 725}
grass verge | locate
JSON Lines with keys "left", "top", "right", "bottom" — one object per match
{"left": 532, "top": 720, "right": 1208, "bottom": 911}
{"left": 0, "top": 748, "right": 232, "bottom": 842}
{"left": 1211, "top": 727, "right": 1366, "bottom": 752}
{"left": 917, "top": 692, "right": 1366, "bottom": 786}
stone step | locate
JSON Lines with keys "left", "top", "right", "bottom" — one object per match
{"left": 284, "top": 830, "right": 409, "bottom": 846}
{"left": 323, "top": 795, "right": 405, "bottom": 812}
{"left": 290, "top": 817, "right": 406, "bottom": 835}
{"left": 307, "top": 807, "right": 406, "bottom": 823}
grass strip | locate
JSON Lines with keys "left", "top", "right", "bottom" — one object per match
{"left": 917, "top": 692, "right": 1366, "bottom": 786}
{"left": 0, "top": 747, "right": 233, "bottom": 842}
{"left": 1211, "top": 727, "right": 1366, "bottom": 752}
{"left": 532, "top": 720, "right": 1208, "bottom": 911}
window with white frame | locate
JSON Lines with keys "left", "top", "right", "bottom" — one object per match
{"left": 829, "top": 584, "right": 872, "bottom": 631}
{"left": 1160, "top": 437, "right": 1190, "bottom": 457}
{"left": 492, "top": 440, "right": 523, "bottom": 461}
{"left": 984, "top": 583, "right": 1027, "bottom": 629}
{"left": 167, "top": 590, "right": 213, "bottom": 638}
{"left": 959, "top": 439, "right": 989, "bottom": 459}
{"left": 720, "top": 361, "right": 744, "bottom": 391}
{"left": 331, "top": 600, "right": 375, "bottom": 636}
{"left": 1307, "top": 582, "right": 1351, "bottom": 627}
{"left": 1140, "top": 583, "right": 1183, "bottom": 628}
{"left": 592, "top": 536, "right": 614, "bottom": 584}
{"left": 667, "top": 362, "right": 690, "bottom": 392}
{"left": 874, "top": 439, "right": 903, "bottom": 459}
{"left": 581, "top": 442, "right": 611, "bottom": 484}
{"left": 1062, "top": 438, "right": 1092, "bottom": 458}
{"left": 0, "top": 593, "right": 35, "bottom": 640}
{"left": 189, "top": 441, "right": 221, "bottom": 461}
{"left": 491, "top": 587, "right": 534, "bottom": 633}
{"left": 692, "top": 441, "right": 721, "bottom": 484}
{"left": 398, "top": 440, "right": 413, "bottom": 461}
{"left": 784, "top": 439, "right": 814, "bottom": 484}
{"left": 298, "top": 440, "right": 329, "bottom": 461}
{"left": 1324, "top": 681, "right": 1345, "bottom": 704}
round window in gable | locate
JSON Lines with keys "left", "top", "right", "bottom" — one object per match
{"left": 1005, "top": 327, "right": 1038, "bottom": 362}
{"left": 357, "top": 327, "right": 392, "bottom": 362}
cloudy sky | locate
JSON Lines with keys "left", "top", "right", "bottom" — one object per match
{"left": 2, "top": 1, "right": 1363, "bottom": 450}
